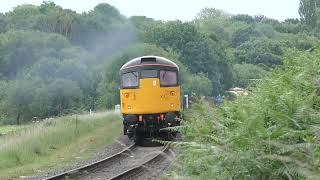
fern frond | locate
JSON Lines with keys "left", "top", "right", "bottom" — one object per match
{"left": 160, "top": 126, "right": 187, "bottom": 132}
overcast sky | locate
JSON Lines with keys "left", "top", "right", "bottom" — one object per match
{"left": 0, "top": 0, "right": 300, "bottom": 21}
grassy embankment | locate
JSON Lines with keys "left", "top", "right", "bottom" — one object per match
{"left": 0, "top": 112, "right": 122, "bottom": 179}
{"left": 171, "top": 49, "right": 320, "bottom": 179}
{"left": 0, "top": 125, "right": 29, "bottom": 135}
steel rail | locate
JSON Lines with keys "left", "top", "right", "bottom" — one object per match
{"left": 108, "top": 145, "right": 169, "bottom": 180}
{"left": 45, "top": 143, "right": 136, "bottom": 180}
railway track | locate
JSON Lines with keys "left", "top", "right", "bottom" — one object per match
{"left": 109, "top": 145, "right": 170, "bottom": 180}
{"left": 45, "top": 143, "right": 171, "bottom": 180}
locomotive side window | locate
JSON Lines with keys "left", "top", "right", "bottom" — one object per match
{"left": 141, "top": 70, "right": 158, "bottom": 78}
{"left": 160, "top": 70, "right": 177, "bottom": 86}
{"left": 122, "top": 72, "right": 139, "bottom": 88}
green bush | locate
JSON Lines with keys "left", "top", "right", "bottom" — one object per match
{"left": 173, "top": 48, "right": 320, "bottom": 179}
{"left": 233, "top": 63, "right": 268, "bottom": 88}
{"left": 182, "top": 73, "right": 213, "bottom": 96}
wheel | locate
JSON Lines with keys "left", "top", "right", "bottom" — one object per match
{"left": 165, "top": 132, "right": 176, "bottom": 141}
{"left": 159, "top": 131, "right": 176, "bottom": 141}
{"left": 165, "top": 112, "right": 177, "bottom": 126}
{"left": 133, "top": 129, "right": 143, "bottom": 145}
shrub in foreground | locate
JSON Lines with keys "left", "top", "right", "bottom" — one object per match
{"left": 173, "top": 49, "right": 320, "bottom": 179}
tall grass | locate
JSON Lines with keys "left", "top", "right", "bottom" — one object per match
{"left": 0, "top": 112, "right": 121, "bottom": 177}
{"left": 0, "top": 125, "right": 28, "bottom": 135}
{"left": 172, "top": 49, "right": 320, "bottom": 179}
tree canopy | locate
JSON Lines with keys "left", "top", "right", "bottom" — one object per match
{"left": 0, "top": 1, "right": 319, "bottom": 124}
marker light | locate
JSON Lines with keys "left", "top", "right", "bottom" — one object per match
{"left": 170, "top": 91, "right": 175, "bottom": 96}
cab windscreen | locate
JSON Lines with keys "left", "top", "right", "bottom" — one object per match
{"left": 122, "top": 71, "right": 138, "bottom": 88}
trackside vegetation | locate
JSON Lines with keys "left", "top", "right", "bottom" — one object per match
{"left": 171, "top": 48, "right": 320, "bottom": 179}
{"left": 0, "top": 125, "right": 28, "bottom": 135}
{"left": 0, "top": 112, "right": 121, "bottom": 179}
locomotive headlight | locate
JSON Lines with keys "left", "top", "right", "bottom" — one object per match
{"left": 124, "top": 93, "right": 129, "bottom": 98}
{"left": 170, "top": 91, "right": 175, "bottom": 96}
{"left": 127, "top": 105, "right": 132, "bottom": 109}
{"left": 170, "top": 103, "right": 174, "bottom": 108}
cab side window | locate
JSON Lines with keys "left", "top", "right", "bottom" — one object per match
{"left": 160, "top": 70, "right": 177, "bottom": 86}
{"left": 122, "top": 72, "right": 139, "bottom": 88}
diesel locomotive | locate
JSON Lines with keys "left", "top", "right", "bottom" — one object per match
{"left": 119, "top": 56, "right": 181, "bottom": 142}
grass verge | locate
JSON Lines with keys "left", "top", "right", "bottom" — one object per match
{"left": 0, "top": 125, "right": 29, "bottom": 135}
{"left": 0, "top": 112, "right": 122, "bottom": 179}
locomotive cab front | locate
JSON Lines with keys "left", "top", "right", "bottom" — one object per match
{"left": 119, "top": 56, "right": 181, "bottom": 142}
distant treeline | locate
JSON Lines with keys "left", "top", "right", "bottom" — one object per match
{"left": 0, "top": 1, "right": 319, "bottom": 124}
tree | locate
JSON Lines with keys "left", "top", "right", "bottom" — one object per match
{"left": 230, "top": 14, "right": 255, "bottom": 24}
{"left": 37, "top": 8, "right": 79, "bottom": 39}
{"left": 182, "top": 73, "right": 213, "bottom": 96}
{"left": 196, "top": 8, "right": 230, "bottom": 21}
{"left": 234, "top": 38, "right": 283, "bottom": 67}
{"left": 71, "top": 3, "right": 129, "bottom": 52}
{"left": 254, "top": 15, "right": 267, "bottom": 23}
{"left": 0, "top": 30, "right": 81, "bottom": 79}
{"left": 233, "top": 64, "right": 268, "bottom": 87}
{"left": 143, "top": 21, "right": 233, "bottom": 94}
{"left": 5, "top": 4, "right": 41, "bottom": 30}
{"left": 299, "top": 0, "right": 318, "bottom": 28}
{"left": 6, "top": 79, "right": 37, "bottom": 124}
{"left": 0, "top": 14, "right": 7, "bottom": 33}
{"left": 275, "top": 32, "right": 320, "bottom": 51}
{"left": 230, "top": 26, "right": 262, "bottom": 47}
{"left": 0, "top": 81, "right": 8, "bottom": 123}
{"left": 33, "top": 79, "right": 83, "bottom": 117}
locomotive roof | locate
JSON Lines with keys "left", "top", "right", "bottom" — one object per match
{"left": 120, "top": 56, "right": 179, "bottom": 71}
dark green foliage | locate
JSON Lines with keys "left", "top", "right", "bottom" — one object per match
{"left": 0, "top": 14, "right": 8, "bottom": 33}
{"left": 299, "top": 0, "right": 318, "bottom": 28}
{"left": 3, "top": 78, "right": 84, "bottom": 123}
{"left": 32, "top": 79, "right": 83, "bottom": 117}
{"left": 230, "top": 14, "right": 255, "bottom": 24}
{"left": 182, "top": 73, "right": 213, "bottom": 97}
{"left": 0, "top": 31, "right": 71, "bottom": 79}
{"left": 4, "top": 4, "right": 41, "bottom": 30}
{"left": 71, "top": 3, "right": 134, "bottom": 56}
{"left": 277, "top": 33, "right": 320, "bottom": 51}
{"left": 233, "top": 64, "right": 268, "bottom": 88}
{"left": 230, "top": 26, "right": 263, "bottom": 47}
{"left": 6, "top": 79, "right": 38, "bottom": 124}
{"left": 234, "top": 38, "right": 283, "bottom": 66}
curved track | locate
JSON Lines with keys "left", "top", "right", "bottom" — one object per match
{"left": 109, "top": 145, "right": 170, "bottom": 180}
{"left": 45, "top": 143, "right": 171, "bottom": 180}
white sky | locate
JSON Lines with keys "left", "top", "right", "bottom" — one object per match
{"left": 0, "top": 0, "right": 300, "bottom": 21}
